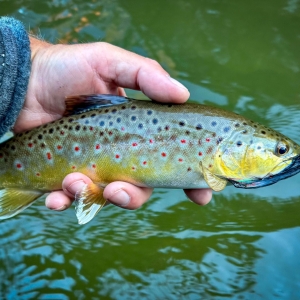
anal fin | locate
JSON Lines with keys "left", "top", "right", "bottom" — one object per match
{"left": 0, "top": 189, "right": 44, "bottom": 219}
{"left": 74, "top": 183, "right": 107, "bottom": 225}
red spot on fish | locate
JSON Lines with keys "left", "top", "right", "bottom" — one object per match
{"left": 57, "top": 145, "right": 62, "bottom": 150}
{"left": 132, "top": 143, "right": 138, "bottom": 147}
{"left": 116, "top": 154, "right": 120, "bottom": 159}
{"left": 209, "top": 164, "right": 212, "bottom": 168}
{"left": 149, "top": 139, "right": 153, "bottom": 144}
{"left": 36, "top": 173, "right": 40, "bottom": 177}
{"left": 143, "top": 161, "right": 147, "bottom": 165}
{"left": 199, "top": 152, "right": 203, "bottom": 156}
{"left": 72, "top": 166, "right": 76, "bottom": 170}
{"left": 16, "top": 163, "right": 22, "bottom": 169}
{"left": 181, "top": 139, "right": 186, "bottom": 144}
{"left": 132, "top": 166, "right": 136, "bottom": 170}
{"left": 178, "top": 158, "right": 183, "bottom": 162}
{"left": 206, "top": 138, "right": 210, "bottom": 142}
{"left": 74, "top": 146, "right": 80, "bottom": 152}
{"left": 95, "top": 144, "right": 100, "bottom": 150}
{"left": 161, "top": 152, "right": 167, "bottom": 157}
{"left": 187, "top": 167, "right": 192, "bottom": 171}
{"left": 109, "top": 131, "right": 113, "bottom": 136}
{"left": 121, "top": 127, "right": 125, "bottom": 131}
{"left": 90, "top": 126, "right": 94, "bottom": 131}
{"left": 60, "top": 130, "right": 64, "bottom": 135}
{"left": 0, "top": 153, "right": 3, "bottom": 158}
{"left": 28, "top": 143, "right": 33, "bottom": 148}
{"left": 92, "top": 164, "right": 96, "bottom": 168}
{"left": 47, "top": 152, "right": 52, "bottom": 160}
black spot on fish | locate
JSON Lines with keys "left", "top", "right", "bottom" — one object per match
{"left": 131, "top": 116, "right": 137, "bottom": 121}
{"left": 242, "top": 130, "right": 248, "bottom": 134}
{"left": 99, "top": 121, "right": 105, "bottom": 126}
{"left": 131, "top": 106, "right": 136, "bottom": 110}
{"left": 258, "top": 146, "right": 261, "bottom": 150}
{"left": 179, "top": 121, "right": 185, "bottom": 126}
{"left": 69, "top": 126, "right": 73, "bottom": 130}
{"left": 261, "top": 130, "right": 266, "bottom": 134}
{"left": 109, "top": 121, "right": 113, "bottom": 126}
{"left": 56, "top": 126, "right": 60, "bottom": 131}
{"left": 196, "top": 124, "right": 203, "bottom": 130}
{"left": 186, "top": 130, "right": 190, "bottom": 135}
{"left": 138, "top": 123, "right": 143, "bottom": 129}
{"left": 243, "top": 122, "right": 247, "bottom": 126}
{"left": 211, "top": 121, "right": 217, "bottom": 127}
{"left": 168, "top": 104, "right": 173, "bottom": 108}
{"left": 237, "top": 141, "right": 242, "bottom": 146}
{"left": 68, "top": 118, "right": 74, "bottom": 123}
{"left": 49, "top": 128, "right": 54, "bottom": 134}
{"left": 91, "top": 113, "right": 96, "bottom": 118}
{"left": 224, "top": 126, "right": 230, "bottom": 133}
{"left": 157, "top": 126, "right": 162, "bottom": 132}
{"left": 121, "top": 106, "right": 126, "bottom": 110}
{"left": 104, "top": 109, "right": 109, "bottom": 113}
{"left": 235, "top": 123, "right": 240, "bottom": 128}
{"left": 59, "top": 120, "right": 64, "bottom": 124}
{"left": 80, "top": 115, "right": 86, "bottom": 119}
{"left": 112, "top": 109, "right": 117, "bottom": 114}
{"left": 11, "top": 145, "right": 15, "bottom": 151}
{"left": 85, "top": 120, "right": 89, "bottom": 125}
{"left": 117, "top": 118, "right": 121, "bottom": 123}
{"left": 83, "top": 126, "right": 87, "bottom": 131}
{"left": 165, "top": 125, "right": 170, "bottom": 130}
{"left": 75, "top": 125, "right": 81, "bottom": 131}
{"left": 38, "top": 134, "right": 43, "bottom": 140}
{"left": 254, "top": 125, "right": 258, "bottom": 128}
{"left": 153, "top": 118, "right": 158, "bottom": 125}
{"left": 43, "top": 130, "right": 47, "bottom": 134}
{"left": 40, "top": 143, "right": 45, "bottom": 148}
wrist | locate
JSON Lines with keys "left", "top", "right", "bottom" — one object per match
{"left": 29, "top": 36, "right": 52, "bottom": 60}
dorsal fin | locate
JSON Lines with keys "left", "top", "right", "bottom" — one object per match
{"left": 64, "top": 94, "right": 131, "bottom": 116}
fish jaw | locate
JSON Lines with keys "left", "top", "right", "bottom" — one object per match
{"left": 228, "top": 154, "right": 300, "bottom": 188}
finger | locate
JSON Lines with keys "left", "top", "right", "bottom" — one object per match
{"left": 91, "top": 43, "right": 190, "bottom": 103}
{"left": 45, "top": 191, "right": 73, "bottom": 210}
{"left": 103, "top": 181, "right": 153, "bottom": 210}
{"left": 61, "top": 172, "right": 93, "bottom": 198}
{"left": 184, "top": 189, "right": 213, "bottom": 206}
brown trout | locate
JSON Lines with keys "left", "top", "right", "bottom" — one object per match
{"left": 0, "top": 94, "right": 299, "bottom": 224}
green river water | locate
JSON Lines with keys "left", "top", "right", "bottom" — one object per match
{"left": 1, "top": 0, "right": 300, "bottom": 299}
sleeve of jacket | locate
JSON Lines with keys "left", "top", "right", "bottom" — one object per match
{"left": 0, "top": 17, "right": 31, "bottom": 137}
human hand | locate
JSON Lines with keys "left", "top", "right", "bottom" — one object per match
{"left": 15, "top": 37, "right": 212, "bottom": 211}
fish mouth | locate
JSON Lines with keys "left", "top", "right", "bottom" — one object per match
{"left": 229, "top": 154, "right": 300, "bottom": 189}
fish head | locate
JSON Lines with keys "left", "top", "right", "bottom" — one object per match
{"left": 211, "top": 124, "right": 300, "bottom": 189}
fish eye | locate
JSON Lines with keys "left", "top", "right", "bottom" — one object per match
{"left": 276, "top": 142, "right": 289, "bottom": 156}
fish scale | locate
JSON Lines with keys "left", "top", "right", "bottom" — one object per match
{"left": 0, "top": 94, "right": 299, "bottom": 224}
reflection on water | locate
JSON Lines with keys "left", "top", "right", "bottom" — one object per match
{"left": 1, "top": 0, "right": 300, "bottom": 298}
{"left": 1, "top": 192, "right": 300, "bottom": 299}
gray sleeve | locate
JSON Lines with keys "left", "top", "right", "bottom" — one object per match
{"left": 0, "top": 17, "right": 31, "bottom": 137}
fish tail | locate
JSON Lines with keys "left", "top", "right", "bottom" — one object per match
{"left": 0, "top": 188, "right": 43, "bottom": 219}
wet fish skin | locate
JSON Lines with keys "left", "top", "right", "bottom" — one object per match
{"left": 0, "top": 94, "right": 299, "bottom": 224}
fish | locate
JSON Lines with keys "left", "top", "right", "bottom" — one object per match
{"left": 0, "top": 94, "right": 299, "bottom": 224}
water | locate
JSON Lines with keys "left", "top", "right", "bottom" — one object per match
{"left": 1, "top": 0, "right": 300, "bottom": 298}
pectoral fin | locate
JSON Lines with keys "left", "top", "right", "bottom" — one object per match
{"left": 200, "top": 162, "right": 227, "bottom": 192}
{"left": 0, "top": 189, "right": 43, "bottom": 219}
{"left": 75, "top": 183, "right": 107, "bottom": 225}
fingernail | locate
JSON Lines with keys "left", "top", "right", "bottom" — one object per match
{"left": 66, "top": 180, "right": 86, "bottom": 195}
{"left": 53, "top": 205, "right": 68, "bottom": 211}
{"left": 107, "top": 189, "right": 130, "bottom": 207}
{"left": 168, "top": 76, "right": 188, "bottom": 91}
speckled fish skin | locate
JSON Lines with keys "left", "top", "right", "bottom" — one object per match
{"left": 0, "top": 94, "right": 299, "bottom": 223}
